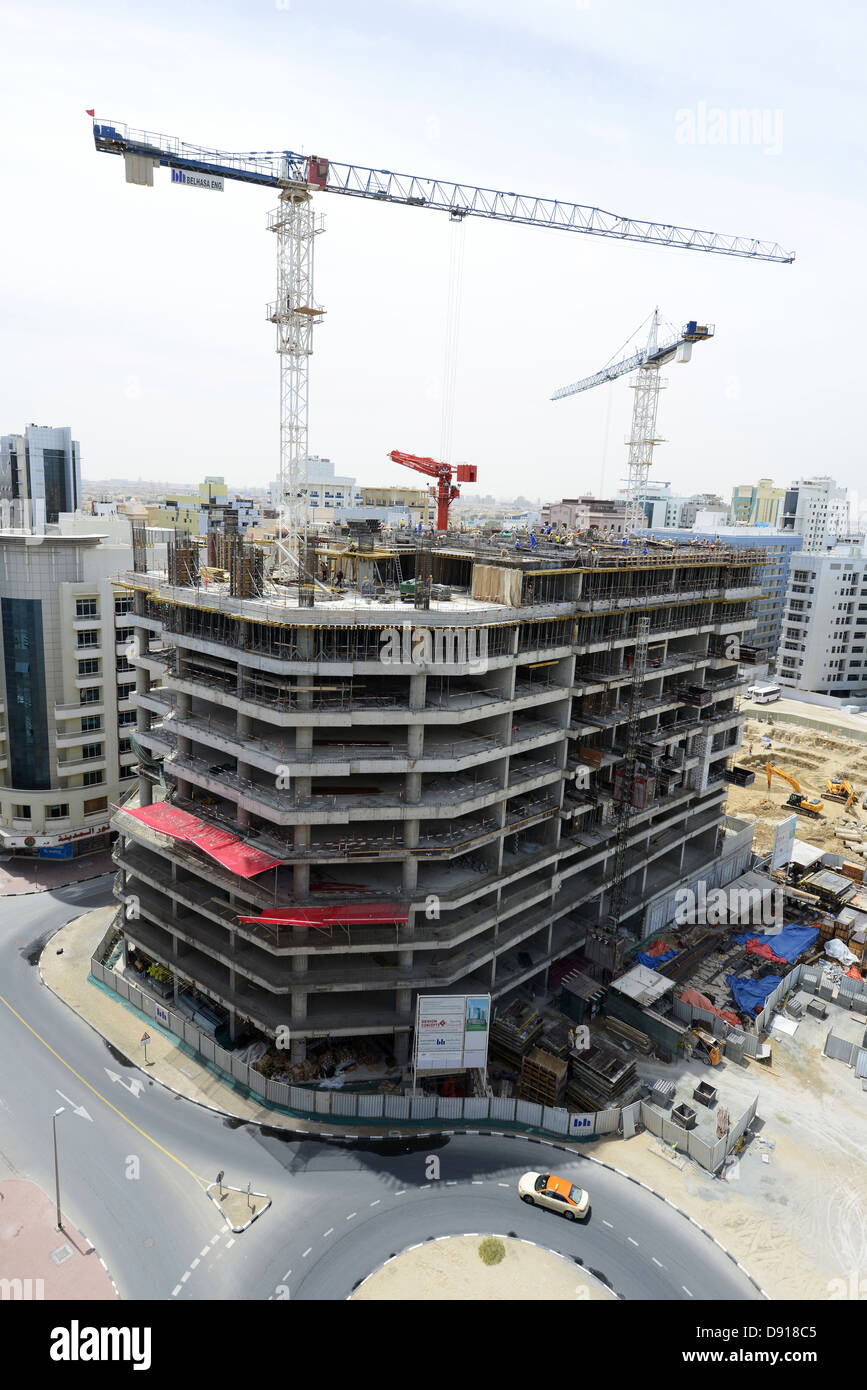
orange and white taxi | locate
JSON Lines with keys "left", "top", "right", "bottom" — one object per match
{"left": 517, "top": 1172, "right": 590, "bottom": 1220}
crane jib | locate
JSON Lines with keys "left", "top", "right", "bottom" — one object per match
{"left": 91, "top": 121, "right": 794, "bottom": 262}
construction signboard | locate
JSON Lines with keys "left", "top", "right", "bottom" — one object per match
{"left": 771, "top": 814, "right": 798, "bottom": 871}
{"left": 414, "top": 994, "right": 491, "bottom": 1073}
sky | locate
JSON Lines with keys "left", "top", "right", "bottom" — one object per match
{"left": 2, "top": 0, "right": 865, "bottom": 507}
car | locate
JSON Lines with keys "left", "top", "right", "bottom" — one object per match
{"left": 518, "top": 1172, "right": 590, "bottom": 1220}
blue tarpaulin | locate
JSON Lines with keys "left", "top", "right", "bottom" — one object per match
{"left": 726, "top": 974, "right": 780, "bottom": 1016}
{"left": 733, "top": 924, "right": 819, "bottom": 962}
{"left": 636, "top": 948, "right": 678, "bottom": 969}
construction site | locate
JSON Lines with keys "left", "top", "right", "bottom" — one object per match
{"left": 98, "top": 525, "right": 768, "bottom": 1101}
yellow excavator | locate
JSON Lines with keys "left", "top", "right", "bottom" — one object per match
{"left": 826, "top": 774, "right": 859, "bottom": 810}
{"left": 766, "top": 763, "right": 824, "bottom": 818}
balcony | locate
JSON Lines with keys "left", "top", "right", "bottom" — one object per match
{"left": 55, "top": 699, "right": 105, "bottom": 719}
{"left": 56, "top": 751, "right": 107, "bottom": 777}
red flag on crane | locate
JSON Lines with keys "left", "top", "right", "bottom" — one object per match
{"left": 86, "top": 109, "right": 95, "bottom": 117}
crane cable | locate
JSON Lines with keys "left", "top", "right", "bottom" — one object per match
{"left": 439, "top": 218, "right": 466, "bottom": 467}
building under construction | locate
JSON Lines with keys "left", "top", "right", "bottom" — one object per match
{"left": 109, "top": 528, "right": 765, "bottom": 1067}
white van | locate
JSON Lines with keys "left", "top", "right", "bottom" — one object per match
{"left": 747, "top": 682, "right": 781, "bottom": 705}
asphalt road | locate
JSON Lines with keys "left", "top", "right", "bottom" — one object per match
{"left": 0, "top": 877, "right": 760, "bottom": 1301}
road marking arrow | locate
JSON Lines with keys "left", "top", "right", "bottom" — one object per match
{"left": 104, "top": 1070, "right": 145, "bottom": 1098}
{"left": 56, "top": 1090, "right": 93, "bottom": 1121}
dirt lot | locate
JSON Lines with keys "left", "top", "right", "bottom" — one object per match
{"left": 352, "top": 1234, "right": 616, "bottom": 1301}
{"left": 724, "top": 714, "right": 867, "bottom": 858}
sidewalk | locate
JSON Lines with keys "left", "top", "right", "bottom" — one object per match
{"left": 0, "top": 1179, "right": 118, "bottom": 1299}
{"left": 0, "top": 851, "right": 114, "bottom": 897}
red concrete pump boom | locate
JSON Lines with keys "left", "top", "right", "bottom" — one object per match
{"left": 387, "top": 450, "right": 477, "bottom": 531}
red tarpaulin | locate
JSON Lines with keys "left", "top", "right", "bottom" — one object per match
{"left": 680, "top": 987, "right": 740, "bottom": 1029}
{"left": 237, "top": 903, "right": 409, "bottom": 928}
{"left": 742, "top": 937, "right": 786, "bottom": 965}
{"left": 123, "top": 802, "right": 282, "bottom": 877}
{"left": 645, "top": 938, "right": 670, "bottom": 957}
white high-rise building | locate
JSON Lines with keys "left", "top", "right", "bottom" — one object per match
{"left": 777, "top": 541, "right": 867, "bottom": 698}
{"left": 781, "top": 476, "right": 850, "bottom": 553}
{"left": 0, "top": 519, "right": 141, "bottom": 859}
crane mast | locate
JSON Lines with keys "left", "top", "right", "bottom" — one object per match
{"left": 91, "top": 118, "right": 792, "bottom": 577}
{"left": 552, "top": 312, "right": 714, "bottom": 533}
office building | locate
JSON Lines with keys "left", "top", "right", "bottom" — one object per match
{"left": 777, "top": 541, "right": 867, "bottom": 698}
{"left": 781, "top": 476, "right": 850, "bottom": 552}
{"left": 731, "top": 479, "right": 785, "bottom": 528}
{"left": 0, "top": 521, "right": 138, "bottom": 858}
{"left": 0, "top": 425, "right": 82, "bottom": 526}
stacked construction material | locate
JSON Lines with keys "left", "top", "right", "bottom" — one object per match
{"left": 520, "top": 1046, "right": 568, "bottom": 1106}
{"left": 566, "top": 1038, "right": 643, "bottom": 1113}
{"left": 604, "top": 1016, "right": 653, "bottom": 1054}
{"left": 490, "top": 999, "right": 544, "bottom": 1069}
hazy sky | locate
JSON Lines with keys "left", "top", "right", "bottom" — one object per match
{"left": 2, "top": 1, "right": 864, "bottom": 506}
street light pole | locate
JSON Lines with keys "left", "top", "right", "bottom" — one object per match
{"left": 52, "top": 1107, "right": 65, "bottom": 1231}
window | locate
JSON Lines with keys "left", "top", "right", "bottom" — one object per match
{"left": 118, "top": 710, "right": 136, "bottom": 726}
{"left": 118, "top": 738, "right": 132, "bottom": 754}
{"left": 76, "top": 598, "right": 98, "bottom": 619}
{"left": 47, "top": 804, "right": 69, "bottom": 820}
{"left": 83, "top": 796, "right": 108, "bottom": 814}
{"left": 80, "top": 715, "right": 101, "bottom": 732}
{"left": 79, "top": 687, "right": 101, "bottom": 705}
{"left": 12, "top": 804, "right": 31, "bottom": 818}
{"left": 114, "top": 597, "right": 133, "bottom": 616}
{"left": 82, "top": 742, "right": 103, "bottom": 760}
{"left": 82, "top": 770, "right": 104, "bottom": 787}
{"left": 116, "top": 627, "right": 134, "bottom": 643}
{"left": 77, "top": 630, "right": 99, "bottom": 648}
{"left": 78, "top": 658, "right": 100, "bottom": 676}
{"left": 116, "top": 656, "right": 134, "bottom": 673}
{"left": 117, "top": 683, "right": 135, "bottom": 701}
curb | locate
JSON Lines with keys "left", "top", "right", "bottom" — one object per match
{"left": 204, "top": 1184, "right": 271, "bottom": 1233}
{"left": 39, "top": 926, "right": 769, "bottom": 1302}
{"left": 2, "top": 865, "right": 114, "bottom": 899}
{"left": 80, "top": 1229, "right": 122, "bottom": 1300}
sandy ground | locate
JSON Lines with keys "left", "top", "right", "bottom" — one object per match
{"left": 725, "top": 713, "right": 867, "bottom": 858}
{"left": 352, "top": 1234, "right": 616, "bottom": 1301}
{"left": 594, "top": 1009, "right": 867, "bottom": 1301}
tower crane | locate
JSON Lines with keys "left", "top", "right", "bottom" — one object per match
{"left": 552, "top": 311, "right": 715, "bottom": 534}
{"left": 387, "top": 450, "right": 477, "bottom": 531}
{"left": 90, "top": 117, "right": 794, "bottom": 582}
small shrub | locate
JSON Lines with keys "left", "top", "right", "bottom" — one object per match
{"left": 478, "top": 1237, "right": 506, "bottom": 1266}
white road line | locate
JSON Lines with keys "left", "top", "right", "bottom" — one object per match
{"left": 346, "top": 1212, "right": 357, "bottom": 1221}
{"left": 323, "top": 1228, "right": 334, "bottom": 1238}
{"left": 302, "top": 1248, "right": 312, "bottom": 1258}
{"left": 602, "top": 1219, "right": 613, "bottom": 1228}
{"left": 471, "top": 1180, "right": 483, "bottom": 1186}
{"left": 181, "top": 1272, "right": 190, "bottom": 1283}
{"left": 369, "top": 1199, "right": 380, "bottom": 1207}
{"left": 683, "top": 1285, "right": 694, "bottom": 1298}
{"left": 282, "top": 1269, "right": 291, "bottom": 1281}
{"left": 200, "top": 1247, "right": 210, "bottom": 1258}
{"left": 627, "top": 1237, "right": 639, "bottom": 1247}
{"left": 210, "top": 1235, "right": 221, "bottom": 1246}
{"left": 652, "top": 1256, "right": 664, "bottom": 1268}
{"left": 395, "top": 1190, "right": 406, "bottom": 1196}
{"left": 191, "top": 1258, "right": 200, "bottom": 1269}
{"left": 446, "top": 1181, "right": 457, "bottom": 1186}
{"left": 497, "top": 1182, "right": 510, "bottom": 1188}
{"left": 226, "top": 1238, "right": 235, "bottom": 1250}
{"left": 171, "top": 1285, "right": 182, "bottom": 1297}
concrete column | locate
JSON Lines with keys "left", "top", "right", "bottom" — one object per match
{"left": 402, "top": 855, "right": 418, "bottom": 895}
{"left": 394, "top": 1031, "right": 410, "bottom": 1066}
{"left": 408, "top": 672, "right": 427, "bottom": 711}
